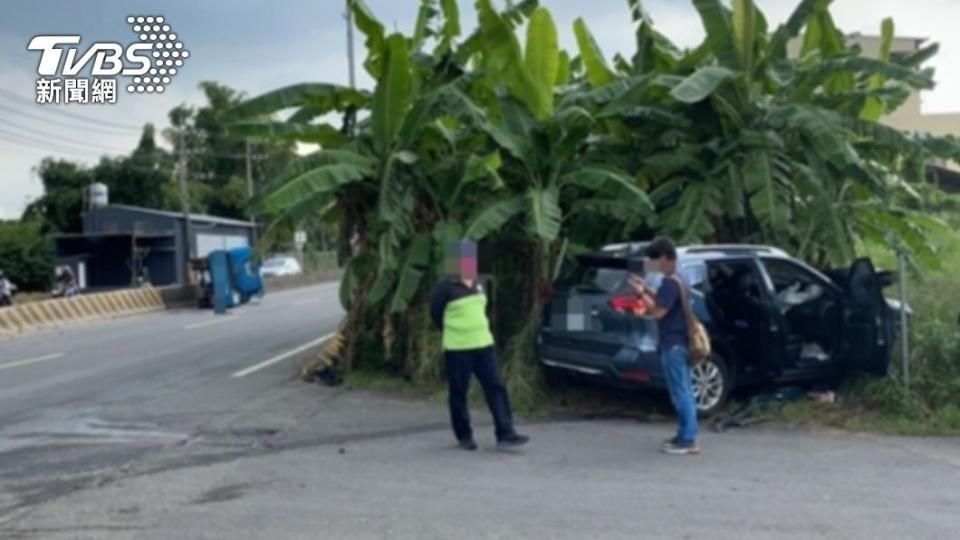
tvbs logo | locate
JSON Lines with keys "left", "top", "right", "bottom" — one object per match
{"left": 27, "top": 16, "right": 189, "bottom": 105}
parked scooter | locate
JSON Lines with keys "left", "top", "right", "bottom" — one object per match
{"left": 51, "top": 266, "right": 79, "bottom": 298}
{"left": 0, "top": 271, "right": 17, "bottom": 307}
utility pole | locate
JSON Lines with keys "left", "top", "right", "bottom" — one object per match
{"left": 245, "top": 139, "right": 254, "bottom": 199}
{"left": 245, "top": 138, "right": 258, "bottom": 245}
{"left": 177, "top": 127, "right": 193, "bottom": 285}
{"left": 345, "top": 0, "right": 356, "bottom": 90}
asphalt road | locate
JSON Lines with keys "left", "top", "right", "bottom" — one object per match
{"left": 1, "top": 283, "right": 959, "bottom": 539}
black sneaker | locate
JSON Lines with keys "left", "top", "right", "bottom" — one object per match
{"left": 497, "top": 433, "right": 530, "bottom": 449}
{"left": 457, "top": 439, "right": 478, "bottom": 451}
{"left": 662, "top": 441, "right": 701, "bottom": 455}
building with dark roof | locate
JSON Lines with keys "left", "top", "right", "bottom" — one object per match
{"left": 55, "top": 205, "right": 255, "bottom": 290}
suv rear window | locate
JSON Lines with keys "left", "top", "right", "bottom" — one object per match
{"left": 555, "top": 260, "right": 626, "bottom": 294}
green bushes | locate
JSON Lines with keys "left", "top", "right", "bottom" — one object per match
{"left": 844, "top": 218, "right": 960, "bottom": 434}
{"left": 0, "top": 220, "right": 54, "bottom": 292}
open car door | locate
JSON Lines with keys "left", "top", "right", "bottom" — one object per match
{"left": 841, "top": 258, "right": 895, "bottom": 376}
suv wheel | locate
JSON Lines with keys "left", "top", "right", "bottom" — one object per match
{"left": 691, "top": 354, "right": 731, "bottom": 417}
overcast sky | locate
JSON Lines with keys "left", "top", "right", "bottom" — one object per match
{"left": 2, "top": 0, "right": 959, "bottom": 219}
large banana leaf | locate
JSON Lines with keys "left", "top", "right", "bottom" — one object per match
{"left": 563, "top": 165, "right": 652, "bottom": 210}
{"left": 390, "top": 234, "right": 432, "bottom": 313}
{"left": 556, "top": 51, "right": 572, "bottom": 85}
{"left": 629, "top": 1, "right": 683, "bottom": 76}
{"left": 349, "top": 0, "right": 386, "bottom": 78}
{"left": 803, "top": 7, "right": 855, "bottom": 96}
{"left": 794, "top": 155, "right": 853, "bottom": 261}
{"left": 654, "top": 179, "right": 721, "bottom": 243}
{"left": 226, "top": 83, "right": 370, "bottom": 121}
{"left": 228, "top": 122, "right": 347, "bottom": 147}
{"left": 479, "top": 97, "right": 535, "bottom": 163}
{"left": 800, "top": 57, "right": 935, "bottom": 93}
{"left": 436, "top": 0, "right": 461, "bottom": 56}
{"left": 526, "top": 187, "right": 562, "bottom": 242}
{"left": 395, "top": 77, "right": 482, "bottom": 147}
{"left": 570, "top": 199, "right": 635, "bottom": 222}
{"left": 893, "top": 43, "right": 939, "bottom": 69}
{"left": 524, "top": 7, "right": 559, "bottom": 118}
{"left": 670, "top": 66, "right": 737, "bottom": 103}
{"left": 742, "top": 150, "right": 790, "bottom": 240}
{"left": 271, "top": 149, "right": 377, "bottom": 187}
{"left": 775, "top": 105, "right": 857, "bottom": 168}
{"left": 372, "top": 34, "right": 414, "bottom": 153}
{"left": 767, "top": 0, "right": 823, "bottom": 61}
{"left": 464, "top": 196, "right": 526, "bottom": 240}
{"left": 692, "top": 0, "right": 741, "bottom": 70}
{"left": 264, "top": 161, "right": 373, "bottom": 213}
{"left": 412, "top": 0, "right": 439, "bottom": 52}
{"left": 847, "top": 117, "right": 926, "bottom": 157}
{"left": 855, "top": 206, "right": 940, "bottom": 270}
{"left": 860, "top": 17, "right": 894, "bottom": 122}
{"left": 462, "top": 151, "right": 504, "bottom": 188}
{"left": 732, "top": 0, "right": 757, "bottom": 73}
{"left": 475, "top": 0, "right": 547, "bottom": 120}
{"left": 287, "top": 106, "right": 333, "bottom": 125}
{"left": 453, "top": 0, "right": 538, "bottom": 66}
{"left": 573, "top": 19, "right": 615, "bottom": 88}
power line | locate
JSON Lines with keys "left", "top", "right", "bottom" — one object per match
{"left": 0, "top": 128, "right": 121, "bottom": 158}
{"left": 0, "top": 88, "right": 143, "bottom": 131}
{"left": 0, "top": 103, "right": 143, "bottom": 138}
{"left": 0, "top": 138, "right": 95, "bottom": 159}
{"left": 3, "top": 118, "right": 132, "bottom": 153}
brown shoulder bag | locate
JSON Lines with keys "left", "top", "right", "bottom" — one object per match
{"left": 669, "top": 275, "right": 711, "bottom": 364}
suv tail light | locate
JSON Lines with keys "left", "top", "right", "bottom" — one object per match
{"left": 608, "top": 294, "right": 648, "bottom": 316}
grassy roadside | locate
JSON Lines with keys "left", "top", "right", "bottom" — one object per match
{"left": 13, "top": 292, "right": 51, "bottom": 305}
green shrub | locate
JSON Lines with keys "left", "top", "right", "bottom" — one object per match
{"left": 850, "top": 377, "right": 927, "bottom": 421}
{"left": 0, "top": 219, "right": 54, "bottom": 292}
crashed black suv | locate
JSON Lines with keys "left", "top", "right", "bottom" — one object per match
{"left": 539, "top": 244, "right": 897, "bottom": 415}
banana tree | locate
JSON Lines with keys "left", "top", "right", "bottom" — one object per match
{"left": 598, "top": 0, "right": 953, "bottom": 267}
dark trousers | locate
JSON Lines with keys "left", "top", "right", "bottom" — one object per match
{"left": 444, "top": 346, "right": 515, "bottom": 442}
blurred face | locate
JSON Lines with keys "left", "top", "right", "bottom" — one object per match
{"left": 650, "top": 256, "right": 674, "bottom": 274}
{"left": 445, "top": 241, "right": 478, "bottom": 281}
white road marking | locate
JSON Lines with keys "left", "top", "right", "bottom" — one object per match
{"left": 267, "top": 281, "right": 340, "bottom": 298}
{"left": 231, "top": 333, "right": 336, "bottom": 379}
{"left": 184, "top": 315, "right": 239, "bottom": 331}
{"left": 0, "top": 353, "right": 65, "bottom": 372}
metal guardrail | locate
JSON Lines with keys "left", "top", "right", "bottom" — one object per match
{"left": 0, "top": 287, "right": 166, "bottom": 339}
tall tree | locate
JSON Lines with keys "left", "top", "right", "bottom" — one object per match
{"left": 93, "top": 124, "right": 176, "bottom": 212}
{"left": 165, "top": 82, "right": 298, "bottom": 222}
{"left": 22, "top": 159, "right": 93, "bottom": 233}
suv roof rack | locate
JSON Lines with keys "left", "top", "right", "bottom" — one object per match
{"left": 598, "top": 242, "right": 791, "bottom": 258}
{"left": 680, "top": 244, "right": 789, "bottom": 256}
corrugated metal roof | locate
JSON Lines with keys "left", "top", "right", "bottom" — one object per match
{"left": 104, "top": 205, "right": 255, "bottom": 228}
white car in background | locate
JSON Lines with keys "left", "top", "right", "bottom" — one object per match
{"left": 260, "top": 256, "right": 303, "bottom": 278}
